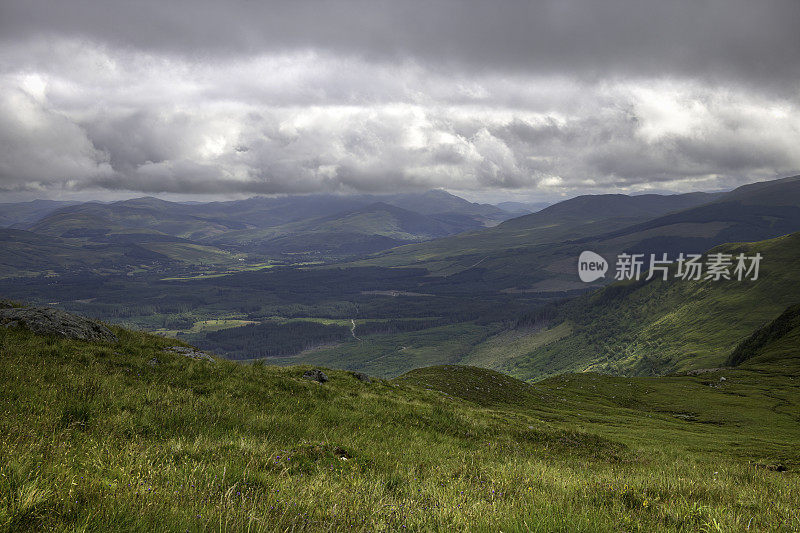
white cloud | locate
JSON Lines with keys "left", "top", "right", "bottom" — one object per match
{"left": 0, "top": 84, "right": 114, "bottom": 191}
{"left": 1, "top": 37, "right": 799, "bottom": 198}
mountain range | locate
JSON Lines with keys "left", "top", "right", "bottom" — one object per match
{"left": 356, "top": 175, "right": 800, "bottom": 294}
{"left": 0, "top": 199, "right": 81, "bottom": 227}
{"left": 5, "top": 177, "right": 800, "bottom": 281}
{"left": 1, "top": 175, "right": 799, "bottom": 385}
{"left": 0, "top": 190, "right": 516, "bottom": 273}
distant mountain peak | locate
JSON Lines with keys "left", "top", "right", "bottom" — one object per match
{"left": 117, "top": 196, "right": 176, "bottom": 208}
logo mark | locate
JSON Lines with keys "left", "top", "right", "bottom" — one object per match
{"left": 578, "top": 251, "right": 608, "bottom": 282}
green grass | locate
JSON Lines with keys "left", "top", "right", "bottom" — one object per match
{"left": 500, "top": 233, "right": 800, "bottom": 380}
{"left": 1, "top": 323, "right": 798, "bottom": 531}
{"left": 396, "top": 365, "right": 543, "bottom": 407}
{"left": 726, "top": 304, "right": 800, "bottom": 368}
{"left": 135, "top": 242, "right": 244, "bottom": 267}
{"left": 154, "top": 319, "right": 260, "bottom": 337}
{"left": 272, "top": 323, "right": 497, "bottom": 378}
{"left": 462, "top": 322, "right": 573, "bottom": 369}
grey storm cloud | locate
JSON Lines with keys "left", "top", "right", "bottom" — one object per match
{"left": 3, "top": 0, "right": 800, "bottom": 84}
{"left": 0, "top": 0, "right": 799, "bottom": 199}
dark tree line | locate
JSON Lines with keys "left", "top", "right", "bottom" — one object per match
{"left": 200, "top": 321, "right": 351, "bottom": 359}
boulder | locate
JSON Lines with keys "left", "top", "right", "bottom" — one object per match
{"left": 349, "top": 371, "right": 371, "bottom": 384}
{"left": 0, "top": 306, "right": 117, "bottom": 343}
{"left": 163, "top": 346, "right": 215, "bottom": 362}
{"left": 302, "top": 369, "right": 329, "bottom": 383}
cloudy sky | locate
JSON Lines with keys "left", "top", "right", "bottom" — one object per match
{"left": 1, "top": 0, "right": 799, "bottom": 203}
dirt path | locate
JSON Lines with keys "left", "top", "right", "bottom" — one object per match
{"left": 350, "top": 319, "right": 361, "bottom": 341}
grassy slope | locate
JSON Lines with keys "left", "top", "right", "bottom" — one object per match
{"left": 1, "top": 326, "right": 798, "bottom": 531}
{"left": 496, "top": 232, "right": 800, "bottom": 381}
{"left": 351, "top": 178, "right": 800, "bottom": 294}
{"left": 0, "top": 200, "right": 80, "bottom": 228}
{"left": 0, "top": 229, "right": 244, "bottom": 277}
{"left": 462, "top": 322, "right": 573, "bottom": 369}
{"left": 726, "top": 304, "right": 800, "bottom": 367}
{"left": 266, "top": 323, "right": 496, "bottom": 378}
{"left": 28, "top": 199, "right": 237, "bottom": 241}
{"left": 348, "top": 193, "right": 718, "bottom": 276}
{"left": 348, "top": 212, "right": 653, "bottom": 276}
{"left": 742, "top": 324, "right": 800, "bottom": 374}
{"left": 139, "top": 242, "right": 243, "bottom": 266}
{"left": 0, "top": 229, "right": 116, "bottom": 277}
{"left": 212, "top": 203, "right": 461, "bottom": 244}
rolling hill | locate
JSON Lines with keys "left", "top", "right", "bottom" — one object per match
{"left": 193, "top": 189, "right": 511, "bottom": 229}
{"left": 28, "top": 198, "right": 247, "bottom": 241}
{"left": 26, "top": 190, "right": 511, "bottom": 238}
{"left": 353, "top": 175, "right": 800, "bottom": 294}
{"left": 0, "top": 228, "right": 130, "bottom": 277}
{"left": 0, "top": 228, "right": 245, "bottom": 278}
{"left": 0, "top": 310, "right": 798, "bottom": 531}
{"left": 0, "top": 199, "right": 81, "bottom": 228}
{"left": 351, "top": 190, "right": 722, "bottom": 279}
{"left": 725, "top": 303, "right": 800, "bottom": 371}
{"left": 589, "top": 175, "right": 800, "bottom": 256}
{"left": 499, "top": 191, "right": 721, "bottom": 232}
{"left": 206, "top": 202, "right": 484, "bottom": 257}
{"left": 474, "top": 231, "right": 800, "bottom": 381}
{"left": 495, "top": 200, "right": 551, "bottom": 216}
{"left": 17, "top": 190, "right": 515, "bottom": 262}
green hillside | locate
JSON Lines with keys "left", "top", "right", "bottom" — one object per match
{"left": 499, "top": 192, "right": 720, "bottom": 231}
{"left": 0, "top": 200, "right": 80, "bottom": 228}
{"left": 29, "top": 199, "right": 243, "bottom": 241}
{"left": 489, "top": 232, "right": 800, "bottom": 380}
{"left": 725, "top": 303, "right": 800, "bottom": 372}
{"left": 0, "top": 229, "right": 115, "bottom": 277}
{"left": 1, "top": 317, "right": 798, "bottom": 531}
{"left": 206, "top": 202, "right": 479, "bottom": 257}
{"left": 16, "top": 191, "right": 510, "bottom": 265}
{"left": 196, "top": 190, "right": 509, "bottom": 228}
{"left": 352, "top": 176, "right": 800, "bottom": 293}
{"left": 350, "top": 192, "right": 719, "bottom": 276}
{"left": 0, "top": 229, "right": 246, "bottom": 278}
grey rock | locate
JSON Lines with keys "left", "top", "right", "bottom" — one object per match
{"left": 754, "top": 462, "right": 788, "bottom": 472}
{"left": 302, "top": 369, "right": 329, "bottom": 383}
{"left": 349, "top": 371, "right": 371, "bottom": 384}
{"left": 163, "top": 346, "right": 215, "bottom": 363}
{"left": 0, "top": 306, "right": 117, "bottom": 343}
{"left": 148, "top": 357, "right": 160, "bottom": 367}
{"left": 683, "top": 367, "right": 726, "bottom": 376}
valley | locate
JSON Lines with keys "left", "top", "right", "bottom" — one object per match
{"left": 4, "top": 3, "right": 799, "bottom": 530}
{"left": 2, "top": 178, "right": 799, "bottom": 532}
{"left": 2, "top": 176, "right": 799, "bottom": 382}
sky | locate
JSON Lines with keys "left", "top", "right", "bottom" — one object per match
{"left": 1, "top": 0, "right": 799, "bottom": 203}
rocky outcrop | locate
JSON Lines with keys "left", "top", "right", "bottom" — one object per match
{"left": 302, "top": 369, "right": 329, "bottom": 383}
{"left": 349, "top": 371, "right": 371, "bottom": 384}
{"left": 0, "top": 306, "right": 117, "bottom": 343}
{"left": 163, "top": 346, "right": 216, "bottom": 362}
